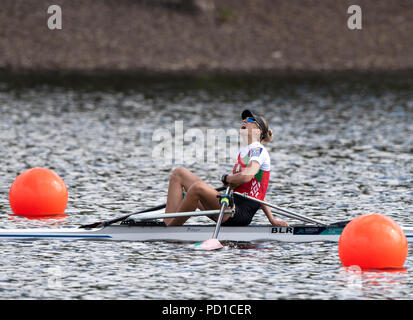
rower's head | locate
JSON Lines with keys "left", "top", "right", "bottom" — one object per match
{"left": 240, "top": 109, "right": 273, "bottom": 144}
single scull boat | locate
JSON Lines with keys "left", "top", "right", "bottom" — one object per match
{"left": 2, "top": 191, "right": 411, "bottom": 244}
{"left": 0, "top": 221, "right": 412, "bottom": 243}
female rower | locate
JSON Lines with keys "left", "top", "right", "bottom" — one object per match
{"left": 163, "top": 109, "right": 288, "bottom": 227}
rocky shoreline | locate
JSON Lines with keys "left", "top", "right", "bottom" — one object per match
{"left": 0, "top": 0, "right": 412, "bottom": 77}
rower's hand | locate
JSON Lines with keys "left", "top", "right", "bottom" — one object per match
{"left": 220, "top": 174, "right": 239, "bottom": 189}
{"left": 271, "top": 219, "right": 289, "bottom": 227}
{"left": 220, "top": 174, "right": 229, "bottom": 186}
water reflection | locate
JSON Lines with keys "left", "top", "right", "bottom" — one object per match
{"left": 0, "top": 76, "right": 411, "bottom": 299}
{"left": 338, "top": 266, "right": 409, "bottom": 299}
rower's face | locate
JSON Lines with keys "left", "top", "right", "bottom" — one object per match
{"left": 240, "top": 119, "right": 260, "bottom": 137}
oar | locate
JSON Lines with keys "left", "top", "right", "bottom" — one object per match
{"left": 123, "top": 209, "right": 233, "bottom": 222}
{"left": 79, "top": 203, "right": 167, "bottom": 229}
{"left": 196, "top": 186, "right": 232, "bottom": 250}
{"left": 233, "top": 192, "right": 328, "bottom": 226}
{"left": 80, "top": 186, "right": 227, "bottom": 229}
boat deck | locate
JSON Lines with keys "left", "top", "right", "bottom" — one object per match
{"left": 0, "top": 223, "right": 411, "bottom": 243}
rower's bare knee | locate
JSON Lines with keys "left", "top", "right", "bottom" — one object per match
{"left": 187, "top": 181, "right": 207, "bottom": 196}
{"left": 170, "top": 167, "right": 190, "bottom": 181}
{"left": 170, "top": 167, "right": 186, "bottom": 183}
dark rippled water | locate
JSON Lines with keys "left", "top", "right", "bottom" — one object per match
{"left": 0, "top": 76, "right": 412, "bottom": 299}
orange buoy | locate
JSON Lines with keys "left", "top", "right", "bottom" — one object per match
{"left": 9, "top": 168, "right": 68, "bottom": 217}
{"left": 339, "top": 213, "right": 408, "bottom": 269}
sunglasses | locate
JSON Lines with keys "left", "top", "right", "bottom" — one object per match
{"left": 245, "top": 117, "right": 262, "bottom": 129}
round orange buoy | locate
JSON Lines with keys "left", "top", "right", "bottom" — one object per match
{"left": 339, "top": 213, "right": 408, "bottom": 269}
{"left": 9, "top": 168, "right": 68, "bottom": 217}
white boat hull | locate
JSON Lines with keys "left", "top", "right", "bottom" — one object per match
{"left": 0, "top": 224, "right": 412, "bottom": 243}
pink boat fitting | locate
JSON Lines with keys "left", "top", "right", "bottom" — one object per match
{"left": 199, "top": 238, "right": 223, "bottom": 250}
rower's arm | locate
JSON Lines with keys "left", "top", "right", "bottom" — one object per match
{"left": 262, "top": 199, "right": 289, "bottom": 227}
{"left": 226, "top": 160, "right": 260, "bottom": 185}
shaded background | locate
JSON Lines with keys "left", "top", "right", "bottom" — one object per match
{"left": 0, "top": 0, "right": 412, "bottom": 75}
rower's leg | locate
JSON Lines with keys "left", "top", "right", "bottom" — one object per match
{"left": 164, "top": 168, "right": 203, "bottom": 225}
{"left": 165, "top": 181, "right": 226, "bottom": 226}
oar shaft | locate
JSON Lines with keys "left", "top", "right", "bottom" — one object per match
{"left": 80, "top": 186, "right": 227, "bottom": 229}
{"left": 80, "top": 203, "right": 167, "bottom": 229}
{"left": 233, "top": 192, "right": 327, "bottom": 226}
{"left": 135, "top": 209, "right": 233, "bottom": 221}
{"left": 212, "top": 186, "right": 231, "bottom": 239}
{"left": 104, "top": 203, "right": 167, "bottom": 226}
{"left": 270, "top": 209, "right": 319, "bottom": 225}
{"left": 113, "top": 185, "right": 227, "bottom": 225}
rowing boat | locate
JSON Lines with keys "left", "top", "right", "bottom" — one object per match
{"left": 0, "top": 223, "right": 412, "bottom": 243}
{"left": 3, "top": 192, "right": 411, "bottom": 244}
